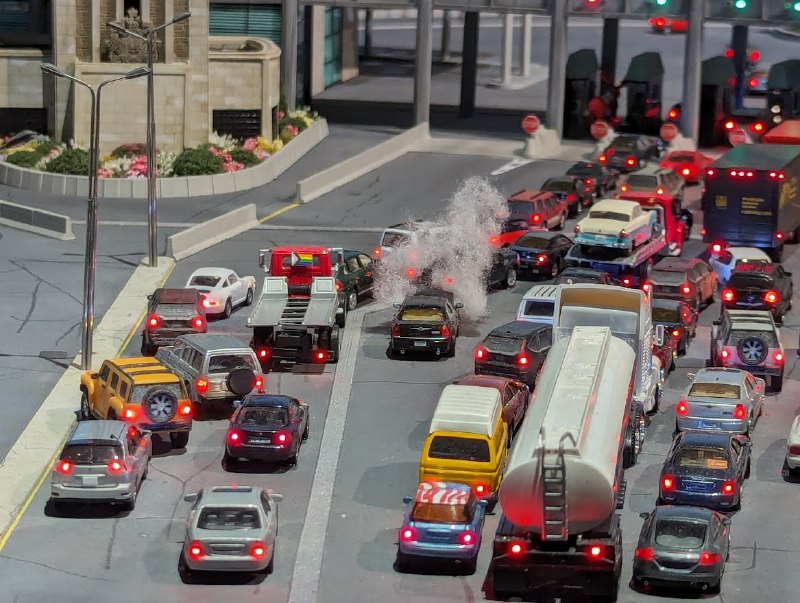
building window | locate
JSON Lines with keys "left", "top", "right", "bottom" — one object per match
{"left": 212, "top": 109, "right": 262, "bottom": 140}
{"left": 324, "top": 8, "right": 342, "bottom": 88}
{"left": 124, "top": 0, "right": 141, "bottom": 14}
{"left": 209, "top": 3, "right": 282, "bottom": 46}
{"left": 0, "top": 0, "right": 52, "bottom": 47}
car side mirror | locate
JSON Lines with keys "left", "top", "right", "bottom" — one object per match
{"left": 270, "top": 493, "right": 284, "bottom": 503}
{"left": 184, "top": 493, "right": 198, "bottom": 503}
{"left": 654, "top": 324, "right": 665, "bottom": 347}
{"left": 140, "top": 429, "right": 152, "bottom": 437}
{"left": 147, "top": 294, "right": 153, "bottom": 301}
{"left": 784, "top": 271, "right": 793, "bottom": 277}
{"left": 393, "top": 302, "right": 401, "bottom": 308}
{"left": 402, "top": 496, "right": 413, "bottom": 505}
{"left": 232, "top": 399, "right": 242, "bottom": 408}
{"left": 90, "top": 372, "right": 99, "bottom": 379}
{"left": 686, "top": 372, "right": 695, "bottom": 380}
{"left": 722, "top": 518, "right": 732, "bottom": 526}
{"left": 455, "top": 302, "right": 464, "bottom": 309}
{"left": 639, "top": 511, "right": 650, "bottom": 519}
{"left": 755, "top": 378, "right": 765, "bottom": 391}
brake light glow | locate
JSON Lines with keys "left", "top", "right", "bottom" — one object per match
{"left": 250, "top": 543, "right": 266, "bottom": 560}
{"left": 668, "top": 108, "right": 679, "bottom": 120}
{"left": 681, "top": 284, "right": 692, "bottom": 295}
{"left": 699, "top": 551, "right": 722, "bottom": 565}
{"left": 672, "top": 328, "right": 681, "bottom": 338}
{"left": 775, "top": 351, "right": 784, "bottom": 363}
{"left": 508, "top": 541, "right": 526, "bottom": 556}
{"left": 180, "top": 402, "right": 192, "bottom": 416}
{"left": 764, "top": 290, "right": 780, "bottom": 304}
{"left": 750, "top": 50, "right": 761, "bottom": 62}
{"left": 722, "top": 289, "right": 735, "bottom": 302}
{"left": 661, "top": 475, "right": 675, "bottom": 491}
{"left": 531, "top": 213, "right": 542, "bottom": 224}
{"left": 475, "top": 346, "right": 488, "bottom": 361}
{"left": 391, "top": 324, "right": 400, "bottom": 338}
{"left": 725, "top": 48, "right": 734, "bottom": 58}
{"left": 621, "top": 277, "right": 633, "bottom": 287}
{"left": 440, "top": 325, "right": 451, "bottom": 339}
{"left": 749, "top": 121, "right": 765, "bottom": 133}
{"left": 724, "top": 120, "right": 736, "bottom": 130}
{"left": 588, "top": 545, "right": 605, "bottom": 560}
{"left": 56, "top": 460, "right": 73, "bottom": 475}
{"left": 275, "top": 431, "right": 292, "bottom": 445}
{"left": 405, "top": 268, "right": 417, "bottom": 279}
{"left": 641, "top": 282, "right": 652, "bottom": 293}
{"left": 123, "top": 405, "right": 139, "bottom": 421}
{"left": 459, "top": 531, "right": 477, "bottom": 545}
{"left": 400, "top": 527, "right": 417, "bottom": 542}
{"left": 202, "top": 298, "right": 220, "bottom": 308}
{"left": 653, "top": 16, "right": 666, "bottom": 27}
{"left": 473, "top": 483, "right": 488, "bottom": 496}
{"left": 734, "top": 404, "right": 746, "bottom": 420}
{"left": 598, "top": 154, "right": 608, "bottom": 164}
{"left": 776, "top": 231, "right": 785, "bottom": 240}
{"left": 701, "top": 228, "right": 707, "bottom": 236}
{"left": 373, "top": 247, "right": 381, "bottom": 257}
{"left": 188, "top": 541, "right": 205, "bottom": 561}
{"left": 620, "top": 184, "right": 628, "bottom": 192}
{"left": 682, "top": 168, "right": 691, "bottom": 176}
{"left": 335, "top": 280, "right": 344, "bottom": 292}
{"left": 635, "top": 547, "right": 655, "bottom": 561}
{"left": 228, "top": 429, "right": 242, "bottom": 444}
{"left": 721, "top": 348, "right": 731, "bottom": 360}
{"left": 444, "top": 276, "right": 454, "bottom": 285}
{"left": 626, "top": 156, "right": 636, "bottom": 167}
{"left": 147, "top": 314, "right": 160, "bottom": 328}
{"left": 195, "top": 378, "right": 209, "bottom": 395}
{"left": 676, "top": 400, "right": 688, "bottom": 416}
{"left": 722, "top": 481, "right": 736, "bottom": 494}
{"left": 537, "top": 254, "right": 548, "bottom": 264}
{"left": 729, "top": 169, "right": 755, "bottom": 178}
{"left": 257, "top": 347, "right": 272, "bottom": 360}
{"left": 789, "top": 445, "right": 800, "bottom": 455}
{"left": 585, "top": 178, "right": 594, "bottom": 186}
{"left": 254, "top": 376, "right": 264, "bottom": 391}
{"left": 107, "top": 460, "right": 124, "bottom": 475}
{"left": 706, "top": 169, "right": 716, "bottom": 177}
{"left": 711, "top": 243, "right": 725, "bottom": 253}
{"left": 656, "top": 187, "right": 665, "bottom": 195}
{"left": 769, "top": 171, "right": 786, "bottom": 180}
{"left": 517, "top": 353, "right": 530, "bottom": 367}
{"left": 192, "top": 316, "right": 205, "bottom": 330}
{"left": 313, "top": 350, "right": 326, "bottom": 363}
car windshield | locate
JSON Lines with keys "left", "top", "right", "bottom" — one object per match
{"left": 544, "top": 180, "right": 572, "bottom": 192}
{"left": 625, "top": 175, "right": 657, "bottom": 190}
{"left": 652, "top": 306, "right": 679, "bottom": 322}
{"left": 60, "top": 443, "right": 122, "bottom": 465}
{"left": 610, "top": 138, "right": 635, "bottom": 151}
{"left": 667, "top": 152, "right": 696, "bottom": 163}
{"left": 411, "top": 503, "right": 468, "bottom": 523}
{"left": 654, "top": 519, "right": 707, "bottom": 549}
{"left": 567, "top": 164, "right": 596, "bottom": 176}
{"left": 130, "top": 383, "right": 184, "bottom": 403}
{"left": 588, "top": 210, "right": 630, "bottom": 222}
{"left": 156, "top": 303, "right": 198, "bottom": 318}
{"left": 650, "top": 270, "right": 686, "bottom": 284}
{"left": 428, "top": 436, "right": 491, "bottom": 462}
{"left": 401, "top": 307, "right": 444, "bottom": 321}
{"left": 728, "top": 329, "right": 778, "bottom": 348}
{"left": 507, "top": 200, "right": 535, "bottom": 216}
{"left": 208, "top": 354, "right": 257, "bottom": 373}
{"left": 240, "top": 407, "right": 288, "bottom": 426}
{"left": 197, "top": 507, "right": 261, "bottom": 530}
{"left": 189, "top": 275, "right": 221, "bottom": 287}
{"left": 674, "top": 447, "right": 730, "bottom": 470}
{"left": 522, "top": 300, "right": 554, "bottom": 319}
{"left": 515, "top": 235, "right": 551, "bottom": 249}
{"left": 485, "top": 335, "right": 521, "bottom": 353}
{"left": 382, "top": 232, "right": 409, "bottom": 247}
{"left": 689, "top": 382, "right": 741, "bottom": 399}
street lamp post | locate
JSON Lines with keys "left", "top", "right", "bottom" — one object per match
{"left": 108, "top": 12, "right": 191, "bottom": 269}
{"left": 41, "top": 63, "right": 150, "bottom": 370}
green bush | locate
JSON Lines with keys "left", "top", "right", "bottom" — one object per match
{"left": 45, "top": 148, "right": 90, "bottom": 175}
{"left": 229, "top": 148, "right": 260, "bottom": 167}
{"left": 172, "top": 147, "right": 224, "bottom": 176}
{"left": 282, "top": 115, "right": 309, "bottom": 132}
{"left": 5, "top": 150, "right": 43, "bottom": 169}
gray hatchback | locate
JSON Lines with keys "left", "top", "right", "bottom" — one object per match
{"left": 50, "top": 420, "right": 152, "bottom": 510}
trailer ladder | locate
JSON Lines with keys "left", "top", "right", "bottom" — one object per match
{"left": 280, "top": 297, "right": 309, "bottom": 324}
{"left": 540, "top": 429, "right": 577, "bottom": 542}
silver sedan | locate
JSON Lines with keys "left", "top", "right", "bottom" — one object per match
{"left": 676, "top": 367, "right": 764, "bottom": 436}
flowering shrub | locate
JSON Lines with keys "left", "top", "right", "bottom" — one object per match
{"left": 0, "top": 107, "right": 319, "bottom": 178}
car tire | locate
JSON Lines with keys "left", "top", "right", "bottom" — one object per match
{"left": 485, "top": 499, "right": 497, "bottom": 514}
{"left": 503, "top": 268, "right": 517, "bottom": 289}
{"left": 745, "top": 459, "right": 751, "bottom": 479}
{"left": 265, "top": 548, "right": 275, "bottom": 575}
{"left": 222, "top": 451, "right": 237, "bottom": 471}
{"left": 347, "top": 290, "right": 358, "bottom": 312}
{"left": 122, "top": 490, "right": 136, "bottom": 512}
{"left": 550, "top": 262, "right": 560, "bottom": 278}
{"left": 140, "top": 338, "right": 157, "bottom": 356}
{"left": 80, "top": 391, "right": 93, "bottom": 421}
{"left": 395, "top": 551, "right": 411, "bottom": 573}
{"left": 245, "top": 288, "right": 254, "bottom": 306}
{"left": 335, "top": 306, "right": 347, "bottom": 329}
{"left": 170, "top": 431, "right": 190, "bottom": 449}
{"left": 178, "top": 554, "right": 195, "bottom": 584}
{"left": 771, "top": 375, "right": 783, "bottom": 392}
{"left": 223, "top": 299, "right": 232, "bottom": 319}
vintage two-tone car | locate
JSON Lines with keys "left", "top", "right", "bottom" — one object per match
{"left": 574, "top": 199, "right": 658, "bottom": 252}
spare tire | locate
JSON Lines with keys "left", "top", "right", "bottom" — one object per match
{"left": 227, "top": 367, "right": 257, "bottom": 397}
{"left": 144, "top": 388, "right": 178, "bottom": 423}
{"left": 737, "top": 335, "right": 767, "bottom": 366}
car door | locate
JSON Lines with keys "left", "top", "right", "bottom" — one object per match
{"left": 260, "top": 491, "right": 277, "bottom": 548}
{"left": 94, "top": 363, "right": 113, "bottom": 415}
{"left": 529, "top": 330, "right": 552, "bottom": 376}
{"left": 226, "top": 273, "right": 243, "bottom": 305}
{"left": 744, "top": 373, "right": 762, "bottom": 418}
{"left": 502, "top": 382, "right": 523, "bottom": 430}
{"left": 346, "top": 256, "right": 363, "bottom": 293}
{"left": 357, "top": 254, "right": 375, "bottom": 292}
{"left": 126, "top": 427, "right": 145, "bottom": 485}
{"left": 729, "top": 438, "right": 746, "bottom": 483}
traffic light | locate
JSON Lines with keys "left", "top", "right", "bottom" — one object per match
{"left": 765, "top": 0, "right": 800, "bottom": 19}
{"left": 622, "top": 0, "right": 689, "bottom": 15}
{"left": 706, "top": 0, "right": 763, "bottom": 19}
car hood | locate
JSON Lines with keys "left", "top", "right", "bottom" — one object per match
{"left": 578, "top": 218, "right": 628, "bottom": 234}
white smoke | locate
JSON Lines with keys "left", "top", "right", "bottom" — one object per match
{"left": 374, "top": 177, "right": 508, "bottom": 319}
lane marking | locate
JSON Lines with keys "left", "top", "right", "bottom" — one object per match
{"left": 0, "top": 260, "right": 175, "bottom": 553}
{"left": 490, "top": 158, "right": 534, "bottom": 176}
{"left": 259, "top": 203, "right": 300, "bottom": 224}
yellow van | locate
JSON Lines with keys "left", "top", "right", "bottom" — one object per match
{"left": 419, "top": 385, "right": 509, "bottom": 511}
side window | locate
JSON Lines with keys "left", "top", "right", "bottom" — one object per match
{"left": 228, "top": 275, "right": 237, "bottom": 286}
{"left": 127, "top": 432, "right": 138, "bottom": 452}
{"left": 119, "top": 381, "right": 129, "bottom": 400}
{"left": 110, "top": 372, "right": 120, "bottom": 391}
{"left": 359, "top": 254, "right": 373, "bottom": 268}
{"left": 190, "top": 350, "right": 204, "bottom": 372}
{"left": 347, "top": 257, "right": 361, "bottom": 273}
{"left": 261, "top": 491, "right": 272, "bottom": 513}
{"left": 730, "top": 439, "right": 741, "bottom": 458}
{"left": 99, "top": 363, "right": 111, "bottom": 382}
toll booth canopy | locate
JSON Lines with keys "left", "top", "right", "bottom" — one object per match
{"left": 699, "top": 56, "right": 736, "bottom": 147}
{"left": 564, "top": 49, "right": 599, "bottom": 140}
{"left": 622, "top": 52, "right": 664, "bottom": 135}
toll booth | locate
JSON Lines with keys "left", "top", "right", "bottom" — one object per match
{"left": 621, "top": 52, "right": 664, "bottom": 135}
{"left": 563, "top": 49, "right": 599, "bottom": 140}
{"left": 699, "top": 56, "right": 736, "bottom": 147}
{"left": 766, "top": 60, "right": 800, "bottom": 127}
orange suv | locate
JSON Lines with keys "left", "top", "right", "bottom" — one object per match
{"left": 506, "top": 190, "right": 568, "bottom": 231}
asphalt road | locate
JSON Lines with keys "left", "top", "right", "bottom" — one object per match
{"left": 1, "top": 151, "right": 799, "bottom": 603}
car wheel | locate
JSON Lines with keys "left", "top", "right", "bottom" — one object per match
{"left": 223, "top": 299, "right": 232, "bottom": 319}
{"left": 395, "top": 551, "right": 412, "bottom": 573}
{"left": 771, "top": 374, "right": 783, "bottom": 393}
{"left": 178, "top": 554, "right": 195, "bottom": 583}
{"left": 503, "top": 268, "right": 517, "bottom": 289}
{"left": 445, "top": 339, "right": 456, "bottom": 358}
{"left": 140, "top": 338, "right": 157, "bottom": 356}
{"left": 80, "top": 391, "right": 93, "bottom": 421}
{"left": 347, "top": 290, "right": 358, "bottom": 311}
{"left": 170, "top": 431, "right": 190, "bottom": 449}
{"left": 302, "top": 417, "right": 310, "bottom": 440}
{"left": 245, "top": 288, "right": 254, "bottom": 306}
{"left": 335, "top": 306, "right": 347, "bottom": 329}
{"left": 264, "top": 548, "right": 275, "bottom": 575}
{"left": 745, "top": 458, "right": 751, "bottom": 479}
{"left": 222, "top": 451, "right": 237, "bottom": 470}
{"left": 550, "top": 261, "right": 560, "bottom": 278}
{"left": 557, "top": 213, "right": 567, "bottom": 230}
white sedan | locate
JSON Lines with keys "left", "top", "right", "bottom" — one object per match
{"left": 574, "top": 199, "right": 657, "bottom": 251}
{"left": 784, "top": 413, "right": 800, "bottom": 479}
{"left": 185, "top": 267, "right": 256, "bottom": 318}
{"left": 708, "top": 246, "right": 771, "bottom": 286}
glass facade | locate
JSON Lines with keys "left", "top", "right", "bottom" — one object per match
{"left": 209, "top": 2, "right": 282, "bottom": 45}
{"left": 0, "top": 0, "right": 52, "bottom": 46}
{"left": 324, "top": 8, "right": 343, "bottom": 88}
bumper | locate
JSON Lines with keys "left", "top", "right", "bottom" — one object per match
{"left": 184, "top": 554, "right": 269, "bottom": 573}
{"left": 633, "top": 561, "right": 721, "bottom": 588}
{"left": 399, "top": 541, "right": 479, "bottom": 560}
{"left": 144, "top": 420, "right": 192, "bottom": 434}
{"left": 659, "top": 490, "right": 738, "bottom": 511}
{"left": 143, "top": 329, "right": 196, "bottom": 346}
{"left": 227, "top": 443, "right": 294, "bottom": 462}
{"left": 51, "top": 482, "right": 135, "bottom": 503}
{"left": 677, "top": 417, "right": 748, "bottom": 434}
{"left": 518, "top": 260, "right": 551, "bottom": 273}
{"left": 786, "top": 453, "right": 800, "bottom": 470}
{"left": 492, "top": 554, "right": 618, "bottom": 598}
{"left": 391, "top": 337, "right": 452, "bottom": 354}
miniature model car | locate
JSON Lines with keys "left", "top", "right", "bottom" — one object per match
{"left": 506, "top": 190, "right": 568, "bottom": 231}
{"left": 141, "top": 288, "right": 207, "bottom": 355}
{"left": 375, "top": 221, "right": 422, "bottom": 258}
{"left": 598, "top": 134, "right": 664, "bottom": 173}
{"left": 574, "top": 199, "right": 657, "bottom": 251}
{"left": 490, "top": 217, "right": 532, "bottom": 248}
{"left": 179, "top": 485, "right": 282, "bottom": 578}
{"left": 632, "top": 505, "right": 730, "bottom": 594}
{"left": 708, "top": 246, "right": 772, "bottom": 285}
{"left": 516, "top": 284, "right": 561, "bottom": 325}
{"left": 224, "top": 393, "right": 309, "bottom": 466}
{"left": 50, "top": 420, "right": 152, "bottom": 511}
{"left": 647, "top": 257, "right": 717, "bottom": 311}
{"left": 454, "top": 374, "right": 530, "bottom": 439}
{"left": 658, "top": 431, "right": 751, "bottom": 512}
{"left": 648, "top": 16, "right": 688, "bottom": 33}
{"left": 617, "top": 165, "right": 684, "bottom": 204}
{"left": 659, "top": 151, "right": 714, "bottom": 184}
{"left": 565, "top": 161, "right": 618, "bottom": 198}
{"left": 389, "top": 288, "right": 462, "bottom": 358}
{"left": 676, "top": 368, "right": 764, "bottom": 436}
{"left": 651, "top": 298, "right": 697, "bottom": 356}
{"left": 184, "top": 268, "right": 256, "bottom": 319}
{"left": 784, "top": 413, "right": 800, "bottom": 478}
{"left": 652, "top": 329, "right": 677, "bottom": 378}
{"left": 474, "top": 321, "right": 551, "bottom": 389}
{"left": 336, "top": 250, "right": 375, "bottom": 311}
{"left": 396, "top": 482, "right": 487, "bottom": 574}
{"left": 720, "top": 262, "right": 793, "bottom": 324}
{"left": 541, "top": 176, "right": 592, "bottom": 217}
{"left": 553, "top": 267, "right": 617, "bottom": 285}
{"left": 511, "top": 231, "right": 573, "bottom": 278}
{"left": 710, "top": 309, "right": 785, "bottom": 392}
{"left": 80, "top": 357, "right": 193, "bottom": 449}
{"left": 413, "top": 248, "right": 518, "bottom": 291}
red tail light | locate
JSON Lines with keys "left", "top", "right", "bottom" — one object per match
{"left": 720, "top": 348, "right": 731, "bottom": 361}
{"left": 254, "top": 376, "right": 264, "bottom": 391}
{"left": 531, "top": 213, "right": 542, "bottom": 224}
{"left": 749, "top": 121, "right": 765, "bottom": 133}
{"left": 180, "top": 402, "right": 192, "bottom": 416}
{"left": 187, "top": 541, "right": 205, "bottom": 561}
{"left": 335, "top": 280, "right": 344, "bottom": 292}
{"left": 734, "top": 404, "right": 746, "bottom": 420}
{"left": 764, "top": 290, "right": 779, "bottom": 304}
{"left": 750, "top": 50, "right": 761, "bottom": 62}
{"left": 405, "top": 268, "right": 417, "bottom": 279}
{"left": 584, "top": 178, "right": 594, "bottom": 186}
{"left": 250, "top": 543, "right": 267, "bottom": 560}
{"left": 681, "top": 284, "right": 692, "bottom": 296}
{"left": 489, "top": 236, "right": 500, "bottom": 245}
{"left": 517, "top": 353, "right": 530, "bottom": 367}
{"left": 654, "top": 16, "right": 666, "bottom": 26}
{"left": 275, "top": 431, "right": 292, "bottom": 445}
{"left": 668, "top": 108, "right": 679, "bottom": 120}
{"left": 721, "top": 289, "right": 735, "bottom": 302}
{"left": 147, "top": 314, "right": 160, "bottom": 329}
{"left": 192, "top": 316, "right": 205, "bottom": 330}
{"left": 682, "top": 168, "right": 691, "bottom": 176}
{"left": 391, "top": 324, "right": 400, "bottom": 337}
{"left": 701, "top": 228, "right": 707, "bottom": 236}
{"left": 440, "top": 325, "right": 451, "bottom": 339}
{"left": 473, "top": 483, "right": 488, "bottom": 496}
{"left": 721, "top": 480, "right": 736, "bottom": 494}
{"left": 699, "top": 551, "right": 722, "bottom": 565}
{"left": 725, "top": 48, "right": 734, "bottom": 58}
{"left": 769, "top": 171, "right": 786, "bottom": 180}
{"left": 107, "top": 460, "right": 125, "bottom": 475}
{"left": 459, "top": 531, "right": 477, "bottom": 545}
{"left": 635, "top": 547, "right": 655, "bottom": 561}
{"left": 257, "top": 347, "right": 272, "bottom": 361}
{"left": 475, "top": 346, "right": 488, "bottom": 361}
{"left": 620, "top": 184, "right": 629, "bottom": 192}
{"left": 656, "top": 187, "right": 665, "bottom": 195}
{"left": 123, "top": 405, "right": 139, "bottom": 421}
{"left": 671, "top": 328, "right": 681, "bottom": 338}
{"left": 195, "top": 378, "right": 209, "bottom": 395}
{"left": 789, "top": 445, "right": 800, "bottom": 455}
{"left": 400, "top": 527, "right": 417, "bottom": 542}
{"left": 724, "top": 120, "right": 736, "bottom": 130}
{"left": 56, "top": 460, "right": 73, "bottom": 475}
{"left": 598, "top": 154, "right": 608, "bottom": 164}
{"left": 373, "top": 247, "right": 381, "bottom": 257}
{"left": 775, "top": 351, "right": 784, "bottom": 363}
{"left": 749, "top": 78, "right": 759, "bottom": 89}
{"left": 566, "top": 193, "right": 576, "bottom": 202}
{"left": 444, "top": 276, "right": 454, "bottom": 285}
{"left": 626, "top": 156, "right": 637, "bottom": 167}
{"left": 676, "top": 400, "right": 689, "bottom": 416}
{"left": 202, "top": 298, "right": 220, "bottom": 308}
{"left": 661, "top": 475, "right": 676, "bottom": 491}
{"left": 641, "top": 281, "right": 652, "bottom": 293}
{"left": 313, "top": 350, "right": 326, "bottom": 363}
{"left": 508, "top": 541, "right": 526, "bottom": 556}
{"left": 228, "top": 429, "right": 242, "bottom": 445}
{"left": 730, "top": 169, "right": 754, "bottom": 178}
{"left": 587, "top": 545, "right": 605, "bottom": 560}
{"left": 537, "top": 254, "right": 548, "bottom": 264}
{"left": 776, "top": 231, "right": 785, "bottom": 240}
{"left": 706, "top": 169, "right": 716, "bottom": 178}
{"left": 621, "top": 277, "right": 633, "bottom": 287}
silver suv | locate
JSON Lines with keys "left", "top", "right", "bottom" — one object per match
{"left": 50, "top": 420, "right": 152, "bottom": 511}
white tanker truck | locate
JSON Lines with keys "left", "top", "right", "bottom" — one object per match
{"left": 490, "top": 285, "right": 661, "bottom": 602}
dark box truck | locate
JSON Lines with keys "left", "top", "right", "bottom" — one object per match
{"left": 702, "top": 144, "right": 800, "bottom": 262}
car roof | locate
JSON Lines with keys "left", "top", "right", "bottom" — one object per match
{"left": 590, "top": 199, "right": 639, "bottom": 212}
{"left": 430, "top": 385, "right": 503, "bottom": 438}
{"left": 68, "top": 420, "right": 128, "bottom": 444}
{"left": 652, "top": 505, "right": 715, "bottom": 522}
{"left": 569, "top": 161, "right": 601, "bottom": 169}
{"left": 407, "top": 287, "right": 454, "bottom": 303}
{"left": 176, "top": 333, "right": 252, "bottom": 353}
{"left": 508, "top": 189, "right": 549, "bottom": 202}
{"left": 522, "top": 284, "right": 562, "bottom": 301}
{"left": 488, "top": 321, "right": 549, "bottom": 338}
{"left": 199, "top": 486, "right": 263, "bottom": 506}
{"left": 693, "top": 367, "right": 746, "bottom": 385}
{"left": 189, "top": 267, "right": 232, "bottom": 278}
{"left": 560, "top": 267, "right": 608, "bottom": 277}
{"left": 654, "top": 257, "right": 699, "bottom": 272}
{"left": 108, "top": 357, "right": 182, "bottom": 384}
{"left": 153, "top": 288, "right": 201, "bottom": 303}
{"left": 456, "top": 374, "right": 518, "bottom": 390}
{"left": 712, "top": 143, "right": 800, "bottom": 170}
{"left": 243, "top": 394, "right": 296, "bottom": 408}
{"left": 628, "top": 165, "right": 670, "bottom": 176}
{"left": 728, "top": 247, "right": 772, "bottom": 261}
{"left": 676, "top": 431, "right": 734, "bottom": 448}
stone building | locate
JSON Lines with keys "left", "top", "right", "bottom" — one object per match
{"left": 0, "top": 0, "right": 358, "bottom": 153}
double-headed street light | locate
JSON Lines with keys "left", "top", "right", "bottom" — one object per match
{"left": 107, "top": 11, "right": 191, "bottom": 269}
{"left": 41, "top": 63, "right": 150, "bottom": 370}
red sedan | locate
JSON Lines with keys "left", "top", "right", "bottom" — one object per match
{"left": 659, "top": 151, "right": 714, "bottom": 184}
{"left": 649, "top": 17, "right": 688, "bottom": 33}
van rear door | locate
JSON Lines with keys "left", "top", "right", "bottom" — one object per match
{"left": 703, "top": 175, "right": 776, "bottom": 247}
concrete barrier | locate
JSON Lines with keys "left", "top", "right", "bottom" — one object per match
{"left": 166, "top": 203, "right": 259, "bottom": 261}
{"left": 0, "top": 119, "right": 328, "bottom": 199}
{"left": 0, "top": 200, "right": 75, "bottom": 240}
{"left": 296, "top": 122, "right": 430, "bottom": 203}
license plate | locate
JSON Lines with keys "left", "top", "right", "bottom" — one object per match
{"left": 249, "top": 438, "right": 270, "bottom": 444}
{"left": 82, "top": 476, "right": 98, "bottom": 487}
{"left": 698, "top": 421, "right": 718, "bottom": 429}
{"left": 414, "top": 341, "right": 427, "bottom": 347}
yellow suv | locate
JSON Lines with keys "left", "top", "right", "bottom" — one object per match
{"left": 80, "top": 357, "right": 193, "bottom": 449}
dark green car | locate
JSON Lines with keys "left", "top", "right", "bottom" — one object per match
{"left": 336, "top": 250, "right": 376, "bottom": 311}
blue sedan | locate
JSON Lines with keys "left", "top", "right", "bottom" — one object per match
{"left": 396, "top": 482, "right": 487, "bottom": 574}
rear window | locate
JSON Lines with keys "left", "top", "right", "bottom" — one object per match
{"left": 688, "top": 383, "right": 741, "bottom": 399}
{"left": 382, "top": 232, "right": 409, "bottom": 247}
{"left": 428, "top": 436, "right": 490, "bottom": 463}
{"left": 652, "top": 306, "right": 679, "bottom": 322}
{"left": 485, "top": 335, "right": 521, "bottom": 353}
{"left": 189, "top": 276, "right": 220, "bottom": 287}
{"left": 522, "top": 300, "right": 554, "bottom": 319}
{"left": 156, "top": 303, "right": 198, "bottom": 317}
{"left": 566, "top": 164, "right": 596, "bottom": 176}
{"left": 654, "top": 519, "right": 706, "bottom": 550}
{"left": 411, "top": 503, "right": 469, "bottom": 523}
{"left": 241, "top": 407, "right": 288, "bottom": 426}
{"left": 507, "top": 200, "right": 535, "bottom": 216}
{"left": 197, "top": 507, "right": 261, "bottom": 530}
{"left": 625, "top": 175, "right": 657, "bottom": 190}
{"left": 650, "top": 270, "right": 686, "bottom": 284}
{"left": 674, "top": 447, "right": 730, "bottom": 470}
{"left": 515, "top": 235, "right": 551, "bottom": 249}
{"left": 544, "top": 180, "right": 572, "bottom": 193}
{"left": 610, "top": 138, "right": 635, "bottom": 151}
{"left": 60, "top": 443, "right": 123, "bottom": 465}
{"left": 208, "top": 353, "right": 257, "bottom": 373}
{"left": 130, "top": 383, "right": 184, "bottom": 403}
{"left": 587, "top": 210, "right": 630, "bottom": 222}
{"left": 401, "top": 307, "right": 444, "bottom": 321}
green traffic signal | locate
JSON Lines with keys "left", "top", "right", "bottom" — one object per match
{"left": 733, "top": 0, "right": 747, "bottom": 8}
{"left": 655, "top": 0, "right": 668, "bottom": 5}
{"left": 793, "top": 1, "right": 800, "bottom": 12}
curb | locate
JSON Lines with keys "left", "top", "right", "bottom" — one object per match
{"left": 0, "top": 119, "right": 329, "bottom": 200}
{"left": 167, "top": 204, "right": 260, "bottom": 261}
{"left": 0, "top": 255, "right": 175, "bottom": 550}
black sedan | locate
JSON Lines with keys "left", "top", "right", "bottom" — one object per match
{"left": 541, "top": 176, "right": 592, "bottom": 217}
{"left": 598, "top": 134, "right": 664, "bottom": 173}
{"left": 721, "top": 262, "right": 793, "bottom": 324}
{"left": 512, "top": 232, "right": 573, "bottom": 279}
{"left": 651, "top": 298, "right": 697, "bottom": 356}
{"left": 389, "top": 288, "right": 462, "bottom": 358}
{"left": 565, "top": 161, "right": 618, "bottom": 198}
{"left": 658, "top": 431, "right": 751, "bottom": 512}
{"left": 553, "top": 267, "right": 617, "bottom": 286}
{"left": 223, "top": 394, "right": 310, "bottom": 467}
{"left": 632, "top": 505, "right": 730, "bottom": 594}
{"left": 474, "top": 321, "right": 552, "bottom": 388}
{"left": 414, "top": 249, "right": 518, "bottom": 290}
